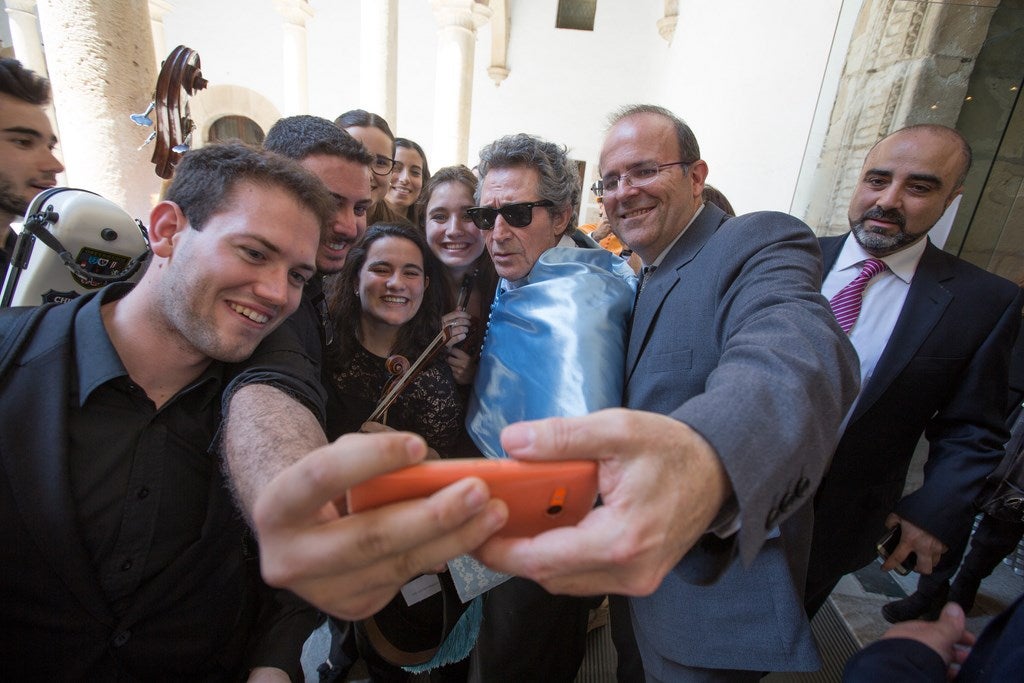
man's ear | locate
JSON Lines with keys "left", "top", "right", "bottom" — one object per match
{"left": 688, "top": 160, "right": 710, "bottom": 199}
{"left": 552, "top": 203, "right": 572, "bottom": 237}
{"left": 148, "top": 201, "right": 190, "bottom": 258}
{"left": 944, "top": 187, "right": 964, "bottom": 211}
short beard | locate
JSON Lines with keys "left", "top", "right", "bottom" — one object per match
{"left": 850, "top": 206, "right": 919, "bottom": 256}
{"left": 0, "top": 176, "right": 28, "bottom": 218}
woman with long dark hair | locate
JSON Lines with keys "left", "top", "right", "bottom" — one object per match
{"left": 417, "top": 165, "right": 498, "bottom": 387}
{"left": 386, "top": 137, "right": 431, "bottom": 226}
{"left": 324, "top": 222, "right": 461, "bottom": 452}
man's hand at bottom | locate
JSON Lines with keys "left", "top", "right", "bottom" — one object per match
{"left": 474, "top": 408, "right": 731, "bottom": 597}
{"left": 252, "top": 432, "right": 508, "bottom": 620}
{"left": 882, "top": 603, "right": 976, "bottom": 677}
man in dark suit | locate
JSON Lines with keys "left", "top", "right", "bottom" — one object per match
{"left": 805, "top": 124, "right": 1024, "bottom": 620}
{"left": 477, "top": 105, "right": 860, "bottom": 681}
{"left": 0, "top": 143, "right": 339, "bottom": 680}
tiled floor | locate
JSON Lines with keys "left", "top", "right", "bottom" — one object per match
{"left": 766, "top": 556, "right": 1024, "bottom": 683}
{"left": 306, "top": 557, "right": 1023, "bottom": 683}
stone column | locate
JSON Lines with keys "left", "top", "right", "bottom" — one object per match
{"left": 148, "top": 0, "right": 173, "bottom": 70}
{"left": 36, "top": 0, "right": 161, "bottom": 221}
{"left": 430, "top": 0, "right": 492, "bottom": 167}
{"left": 274, "top": 0, "right": 314, "bottom": 115}
{"left": 4, "top": 0, "right": 48, "bottom": 77}
{"left": 360, "top": 0, "right": 397, "bottom": 126}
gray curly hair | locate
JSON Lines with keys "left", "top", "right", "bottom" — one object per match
{"left": 475, "top": 133, "right": 580, "bottom": 231}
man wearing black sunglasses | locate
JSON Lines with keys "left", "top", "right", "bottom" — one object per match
{"left": 464, "top": 133, "right": 636, "bottom": 682}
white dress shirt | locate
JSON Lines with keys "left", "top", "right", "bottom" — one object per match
{"left": 822, "top": 234, "right": 928, "bottom": 424}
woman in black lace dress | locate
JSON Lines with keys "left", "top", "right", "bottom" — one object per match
{"left": 324, "top": 223, "right": 461, "bottom": 454}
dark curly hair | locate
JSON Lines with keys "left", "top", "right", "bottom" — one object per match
{"left": 0, "top": 59, "right": 51, "bottom": 105}
{"left": 327, "top": 223, "right": 452, "bottom": 364}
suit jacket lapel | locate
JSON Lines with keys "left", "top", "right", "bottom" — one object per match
{"left": 627, "top": 205, "right": 728, "bottom": 381}
{"left": 850, "top": 241, "right": 953, "bottom": 423}
{"left": 819, "top": 235, "right": 845, "bottom": 273}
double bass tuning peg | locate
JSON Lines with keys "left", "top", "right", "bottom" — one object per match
{"left": 130, "top": 101, "right": 155, "bottom": 127}
{"left": 138, "top": 131, "right": 157, "bottom": 150}
{"left": 172, "top": 132, "right": 193, "bottom": 154}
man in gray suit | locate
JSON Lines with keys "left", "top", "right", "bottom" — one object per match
{"left": 476, "top": 104, "right": 860, "bottom": 681}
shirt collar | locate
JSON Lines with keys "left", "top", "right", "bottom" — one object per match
{"left": 73, "top": 282, "right": 224, "bottom": 409}
{"left": 74, "top": 283, "right": 133, "bottom": 405}
{"left": 836, "top": 232, "right": 928, "bottom": 285}
{"left": 647, "top": 203, "right": 705, "bottom": 268}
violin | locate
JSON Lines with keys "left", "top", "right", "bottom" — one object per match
{"left": 132, "top": 46, "right": 208, "bottom": 179}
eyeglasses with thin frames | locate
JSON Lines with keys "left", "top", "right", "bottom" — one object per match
{"left": 371, "top": 155, "right": 395, "bottom": 176}
{"left": 465, "top": 200, "right": 555, "bottom": 230}
{"left": 596, "top": 161, "right": 693, "bottom": 197}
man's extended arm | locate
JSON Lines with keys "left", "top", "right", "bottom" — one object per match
{"left": 477, "top": 214, "right": 860, "bottom": 595}
{"left": 224, "top": 384, "right": 326, "bottom": 517}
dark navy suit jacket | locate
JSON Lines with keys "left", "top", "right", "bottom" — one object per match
{"left": 809, "top": 235, "right": 1024, "bottom": 595}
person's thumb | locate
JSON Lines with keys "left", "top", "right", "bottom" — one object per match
{"left": 937, "top": 602, "right": 965, "bottom": 635}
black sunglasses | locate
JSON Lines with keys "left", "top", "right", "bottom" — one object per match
{"left": 465, "top": 200, "right": 554, "bottom": 230}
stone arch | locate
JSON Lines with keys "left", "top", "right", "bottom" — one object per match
{"left": 188, "top": 84, "right": 281, "bottom": 148}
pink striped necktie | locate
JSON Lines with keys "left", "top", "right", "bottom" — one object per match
{"left": 830, "top": 258, "right": 887, "bottom": 333}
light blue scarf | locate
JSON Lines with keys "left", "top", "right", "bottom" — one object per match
{"left": 467, "top": 246, "right": 637, "bottom": 458}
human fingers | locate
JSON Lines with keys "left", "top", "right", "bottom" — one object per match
{"left": 499, "top": 409, "right": 638, "bottom": 463}
{"left": 884, "top": 602, "right": 966, "bottom": 665}
{"left": 475, "top": 504, "right": 666, "bottom": 596}
{"left": 284, "top": 502, "right": 507, "bottom": 620}
{"left": 359, "top": 421, "right": 393, "bottom": 434}
{"left": 260, "top": 475, "right": 506, "bottom": 607}
{"left": 253, "top": 432, "right": 426, "bottom": 539}
{"left": 900, "top": 520, "right": 947, "bottom": 574}
{"left": 447, "top": 347, "right": 470, "bottom": 367}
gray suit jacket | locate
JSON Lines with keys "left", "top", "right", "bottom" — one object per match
{"left": 625, "top": 204, "right": 860, "bottom": 674}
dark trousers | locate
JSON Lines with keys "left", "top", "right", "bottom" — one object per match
{"left": 945, "top": 514, "right": 1024, "bottom": 609}
{"left": 468, "top": 577, "right": 596, "bottom": 683}
{"left": 609, "top": 594, "right": 645, "bottom": 683}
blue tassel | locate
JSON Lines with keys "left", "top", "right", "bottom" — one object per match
{"left": 402, "top": 596, "right": 483, "bottom": 674}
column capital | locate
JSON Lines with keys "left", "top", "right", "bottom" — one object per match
{"left": 4, "top": 0, "right": 38, "bottom": 14}
{"left": 274, "top": 0, "right": 314, "bottom": 27}
{"left": 658, "top": 0, "right": 678, "bottom": 44}
{"left": 148, "top": 0, "right": 173, "bottom": 22}
{"left": 431, "top": 0, "right": 492, "bottom": 32}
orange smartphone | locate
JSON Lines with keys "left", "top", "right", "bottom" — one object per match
{"left": 346, "top": 458, "right": 599, "bottom": 537}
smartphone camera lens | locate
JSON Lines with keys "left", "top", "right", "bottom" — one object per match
{"left": 546, "top": 487, "right": 568, "bottom": 517}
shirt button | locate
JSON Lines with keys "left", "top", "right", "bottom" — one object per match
{"left": 121, "top": 559, "right": 133, "bottom": 572}
{"left": 112, "top": 630, "right": 131, "bottom": 647}
{"left": 137, "top": 486, "right": 150, "bottom": 500}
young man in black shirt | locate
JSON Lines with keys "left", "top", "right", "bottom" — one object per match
{"left": 0, "top": 142, "right": 331, "bottom": 680}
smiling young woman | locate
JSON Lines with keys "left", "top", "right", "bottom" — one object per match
{"left": 323, "top": 222, "right": 462, "bottom": 453}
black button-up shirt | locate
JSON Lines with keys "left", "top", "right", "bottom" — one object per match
{"left": 66, "top": 284, "right": 223, "bottom": 616}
